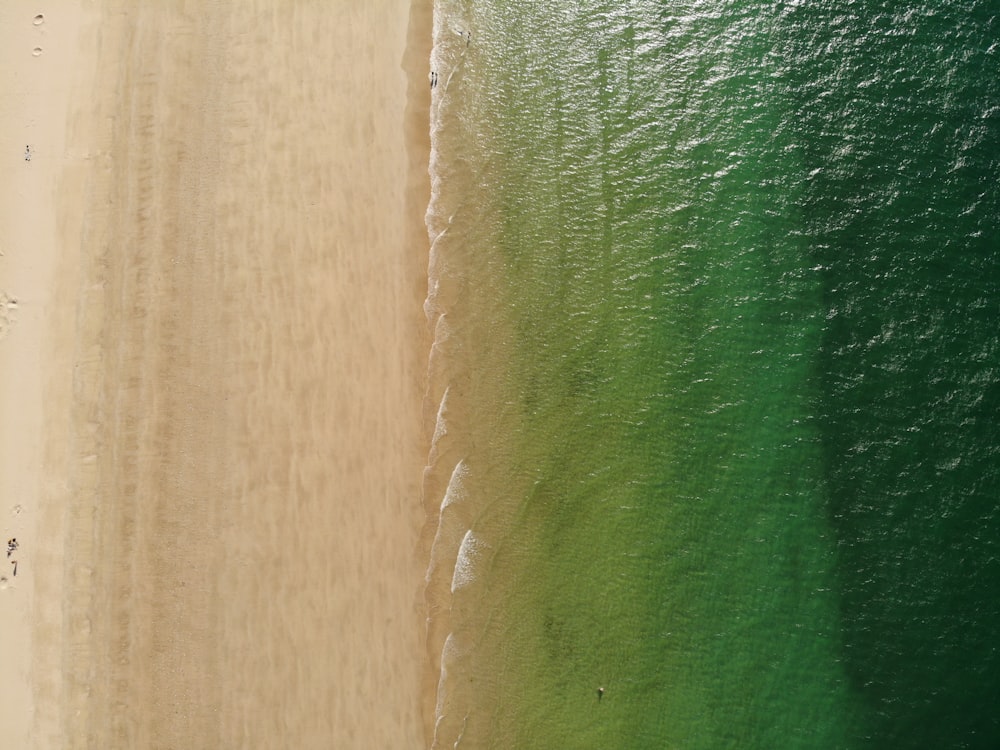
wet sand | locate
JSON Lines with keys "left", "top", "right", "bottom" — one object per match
{"left": 1, "top": 1, "right": 433, "bottom": 747}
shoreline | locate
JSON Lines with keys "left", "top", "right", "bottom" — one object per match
{"left": 404, "top": 0, "right": 439, "bottom": 739}
{"left": 2, "top": 1, "right": 435, "bottom": 747}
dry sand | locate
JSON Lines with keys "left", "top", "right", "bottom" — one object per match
{"left": 1, "top": 1, "right": 433, "bottom": 748}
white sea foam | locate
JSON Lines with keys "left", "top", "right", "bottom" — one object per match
{"left": 424, "top": 271, "right": 441, "bottom": 322}
{"left": 424, "top": 226, "right": 448, "bottom": 320}
{"left": 451, "top": 529, "right": 484, "bottom": 593}
{"left": 425, "top": 459, "right": 468, "bottom": 585}
{"left": 434, "top": 633, "right": 457, "bottom": 717}
{"left": 432, "top": 633, "right": 466, "bottom": 748}
{"left": 433, "top": 311, "right": 452, "bottom": 348}
{"left": 431, "top": 386, "right": 450, "bottom": 448}
{"left": 426, "top": 313, "right": 452, "bottom": 389}
{"left": 441, "top": 459, "right": 467, "bottom": 511}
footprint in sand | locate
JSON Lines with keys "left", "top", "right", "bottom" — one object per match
{"left": 0, "top": 292, "right": 17, "bottom": 340}
{"left": 33, "top": 14, "right": 44, "bottom": 25}
{"left": 32, "top": 47, "right": 43, "bottom": 57}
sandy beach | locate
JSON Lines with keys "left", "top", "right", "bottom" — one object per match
{"left": 1, "top": 1, "right": 433, "bottom": 747}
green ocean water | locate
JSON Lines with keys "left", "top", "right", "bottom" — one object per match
{"left": 423, "top": 1, "right": 1000, "bottom": 748}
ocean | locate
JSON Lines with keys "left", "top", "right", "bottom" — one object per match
{"left": 422, "top": 0, "right": 1000, "bottom": 747}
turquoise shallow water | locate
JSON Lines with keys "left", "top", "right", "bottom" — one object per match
{"left": 423, "top": 0, "right": 1000, "bottom": 747}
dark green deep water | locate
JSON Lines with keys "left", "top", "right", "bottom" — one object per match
{"left": 424, "top": 1, "right": 1000, "bottom": 747}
